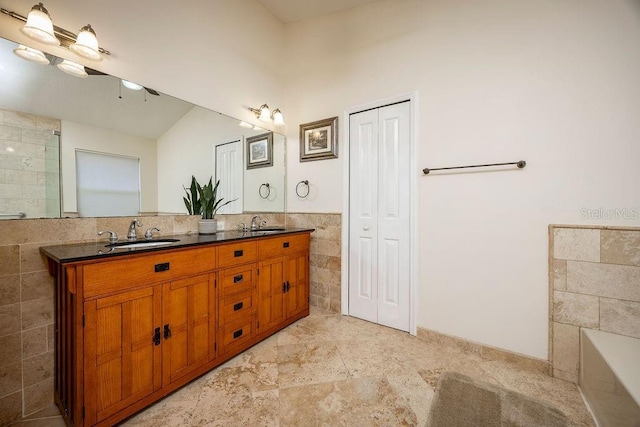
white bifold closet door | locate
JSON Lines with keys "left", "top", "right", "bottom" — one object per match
{"left": 348, "top": 101, "right": 411, "bottom": 331}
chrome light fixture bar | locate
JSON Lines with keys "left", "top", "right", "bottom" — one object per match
{"left": 248, "top": 104, "right": 285, "bottom": 125}
{"left": 1, "top": 4, "right": 111, "bottom": 58}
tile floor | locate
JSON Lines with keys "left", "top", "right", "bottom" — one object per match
{"left": 10, "top": 308, "right": 595, "bottom": 426}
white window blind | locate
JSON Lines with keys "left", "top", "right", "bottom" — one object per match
{"left": 76, "top": 150, "right": 140, "bottom": 217}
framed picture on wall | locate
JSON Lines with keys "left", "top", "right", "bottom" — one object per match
{"left": 299, "top": 116, "right": 338, "bottom": 162}
{"left": 246, "top": 132, "right": 273, "bottom": 169}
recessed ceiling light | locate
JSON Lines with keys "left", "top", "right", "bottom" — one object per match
{"left": 122, "top": 80, "right": 143, "bottom": 91}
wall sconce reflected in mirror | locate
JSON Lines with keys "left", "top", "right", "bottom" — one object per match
{"left": 248, "top": 104, "right": 285, "bottom": 125}
{"left": 56, "top": 59, "right": 88, "bottom": 78}
{"left": 13, "top": 44, "right": 50, "bottom": 64}
{"left": 1, "top": 3, "right": 110, "bottom": 62}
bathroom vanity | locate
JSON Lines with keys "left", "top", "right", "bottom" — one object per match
{"left": 40, "top": 228, "right": 313, "bottom": 427}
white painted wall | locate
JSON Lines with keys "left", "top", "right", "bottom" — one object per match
{"left": 156, "top": 106, "right": 286, "bottom": 214}
{"left": 61, "top": 120, "right": 157, "bottom": 214}
{"left": 284, "top": 0, "right": 640, "bottom": 358}
{"left": 244, "top": 133, "right": 286, "bottom": 213}
{"left": 157, "top": 107, "right": 244, "bottom": 214}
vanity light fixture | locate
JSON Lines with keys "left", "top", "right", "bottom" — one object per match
{"left": 1, "top": 3, "right": 111, "bottom": 60}
{"left": 57, "top": 59, "right": 88, "bottom": 78}
{"left": 20, "top": 3, "right": 59, "bottom": 46}
{"left": 70, "top": 25, "right": 101, "bottom": 61}
{"left": 13, "top": 44, "right": 50, "bottom": 64}
{"left": 272, "top": 108, "right": 285, "bottom": 125}
{"left": 248, "top": 104, "right": 285, "bottom": 125}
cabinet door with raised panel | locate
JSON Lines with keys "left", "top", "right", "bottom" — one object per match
{"left": 83, "top": 285, "right": 162, "bottom": 425}
{"left": 258, "top": 256, "right": 286, "bottom": 333}
{"left": 285, "top": 251, "right": 309, "bottom": 318}
{"left": 162, "top": 273, "right": 216, "bottom": 385}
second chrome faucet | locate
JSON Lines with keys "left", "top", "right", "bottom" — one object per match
{"left": 127, "top": 218, "right": 142, "bottom": 240}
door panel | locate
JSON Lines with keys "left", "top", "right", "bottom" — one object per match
{"left": 377, "top": 102, "right": 410, "bottom": 331}
{"left": 84, "top": 286, "right": 162, "bottom": 425}
{"left": 349, "top": 101, "right": 411, "bottom": 331}
{"left": 162, "top": 273, "right": 214, "bottom": 385}
{"left": 349, "top": 110, "right": 379, "bottom": 323}
{"left": 215, "top": 140, "right": 243, "bottom": 214}
{"left": 258, "top": 257, "right": 285, "bottom": 332}
{"left": 285, "top": 252, "right": 309, "bottom": 318}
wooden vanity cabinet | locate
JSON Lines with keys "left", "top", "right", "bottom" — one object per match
{"left": 257, "top": 233, "right": 310, "bottom": 335}
{"left": 47, "top": 231, "right": 311, "bottom": 427}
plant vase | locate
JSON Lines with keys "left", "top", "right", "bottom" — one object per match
{"left": 198, "top": 219, "right": 218, "bottom": 235}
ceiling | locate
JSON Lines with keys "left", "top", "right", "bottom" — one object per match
{"left": 257, "top": 0, "right": 383, "bottom": 23}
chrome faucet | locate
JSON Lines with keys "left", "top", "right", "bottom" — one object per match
{"left": 250, "top": 215, "right": 262, "bottom": 230}
{"left": 127, "top": 218, "right": 142, "bottom": 240}
{"left": 144, "top": 227, "right": 160, "bottom": 240}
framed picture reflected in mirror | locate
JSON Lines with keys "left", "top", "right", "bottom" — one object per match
{"left": 246, "top": 132, "right": 273, "bottom": 169}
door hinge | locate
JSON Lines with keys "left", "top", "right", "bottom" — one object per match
{"left": 82, "top": 406, "right": 85, "bottom": 419}
{"left": 214, "top": 279, "right": 217, "bottom": 288}
{"left": 81, "top": 315, "right": 85, "bottom": 327}
{"left": 214, "top": 342, "right": 217, "bottom": 352}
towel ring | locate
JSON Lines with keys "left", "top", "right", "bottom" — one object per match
{"left": 259, "top": 183, "right": 270, "bottom": 199}
{"left": 296, "top": 180, "right": 310, "bottom": 198}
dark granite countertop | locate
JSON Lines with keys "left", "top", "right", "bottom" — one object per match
{"left": 40, "top": 228, "right": 315, "bottom": 264}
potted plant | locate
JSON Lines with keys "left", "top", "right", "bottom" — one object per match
{"left": 183, "top": 176, "right": 235, "bottom": 234}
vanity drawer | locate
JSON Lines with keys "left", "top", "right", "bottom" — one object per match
{"left": 219, "top": 264, "right": 255, "bottom": 297}
{"left": 219, "top": 315, "right": 256, "bottom": 355}
{"left": 83, "top": 247, "right": 216, "bottom": 298}
{"left": 218, "top": 241, "right": 257, "bottom": 268}
{"left": 258, "top": 233, "right": 310, "bottom": 258}
{"left": 219, "top": 288, "right": 256, "bottom": 326}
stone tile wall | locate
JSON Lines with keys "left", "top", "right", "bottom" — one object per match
{"left": 285, "top": 213, "right": 342, "bottom": 313}
{"left": 0, "top": 211, "right": 337, "bottom": 423}
{"left": 0, "top": 109, "right": 61, "bottom": 219}
{"left": 550, "top": 225, "right": 640, "bottom": 383}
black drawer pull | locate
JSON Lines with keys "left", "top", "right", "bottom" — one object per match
{"left": 233, "top": 329, "right": 243, "bottom": 339}
{"left": 155, "top": 262, "right": 170, "bottom": 272}
{"left": 234, "top": 250, "right": 244, "bottom": 257}
{"left": 233, "top": 274, "right": 243, "bottom": 283}
{"left": 164, "top": 324, "right": 171, "bottom": 339}
{"left": 153, "top": 327, "right": 161, "bottom": 346}
{"left": 283, "top": 242, "right": 289, "bottom": 248}
{"left": 233, "top": 302, "right": 244, "bottom": 311}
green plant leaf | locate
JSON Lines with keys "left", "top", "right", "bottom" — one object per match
{"left": 182, "top": 176, "right": 234, "bottom": 219}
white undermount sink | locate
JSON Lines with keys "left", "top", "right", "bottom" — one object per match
{"left": 106, "top": 239, "right": 180, "bottom": 249}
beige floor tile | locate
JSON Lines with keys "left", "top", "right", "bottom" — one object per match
{"left": 12, "top": 313, "right": 595, "bottom": 427}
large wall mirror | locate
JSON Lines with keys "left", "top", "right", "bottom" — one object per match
{"left": 0, "top": 36, "right": 286, "bottom": 219}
